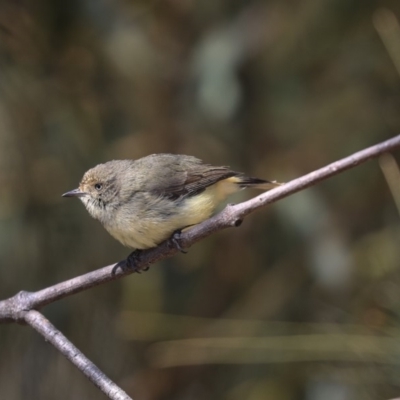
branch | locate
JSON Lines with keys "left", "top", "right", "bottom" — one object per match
{"left": 25, "top": 310, "right": 132, "bottom": 400}
{"left": 1, "top": 135, "right": 400, "bottom": 318}
{"left": 1, "top": 133, "right": 400, "bottom": 399}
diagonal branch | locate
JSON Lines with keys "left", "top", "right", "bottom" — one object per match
{"left": 1, "top": 134, "right": 400, "bottom": 320}
{"left": 25, "top": 310, "right": 133, "bottom": 400}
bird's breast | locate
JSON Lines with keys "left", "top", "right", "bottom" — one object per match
{"left": 101, "top": 187, "right": 224, "bottom": 249}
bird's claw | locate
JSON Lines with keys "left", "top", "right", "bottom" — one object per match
{"left": 111, "top": 249, "right": 149, "bottom": 275}
{"left": 168, "top": 229, "right": 187, "bottom": 253}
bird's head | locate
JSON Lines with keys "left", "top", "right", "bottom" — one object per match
{"left": 63, "top": 162, "right": 122, "bottom": 222}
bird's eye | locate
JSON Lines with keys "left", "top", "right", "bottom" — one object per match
{"left": 94, "top": 183, "right": 103, "bottom": 191}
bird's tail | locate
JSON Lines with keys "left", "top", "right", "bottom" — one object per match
{"left": 213, "top": 174, "right": 281, "bottom": 201}
{"left": 231, "top": 175, "right": 283, "bottom": 190}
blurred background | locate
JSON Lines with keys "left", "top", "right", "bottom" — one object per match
{"left": 0, "top": 0, "right": 400, "bottom": 399}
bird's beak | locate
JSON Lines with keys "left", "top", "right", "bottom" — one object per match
{"left": 62, "top": 188, "right": 86, "bottom": 198}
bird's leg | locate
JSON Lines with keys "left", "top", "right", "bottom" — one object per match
{"left": 168, "top": 229, "right": 187, "bottom": 253}
{"left": 112, "top": 249, "right": 149, "bottom": 275}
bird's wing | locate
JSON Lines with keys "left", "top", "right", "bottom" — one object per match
{"left": 139, "top": 154, "right": 238, "bottom": 200}
{"left": 161, "top": 167, "right": 237, "bottom": 199}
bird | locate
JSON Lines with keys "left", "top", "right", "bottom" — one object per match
{"left": 63, "top": 153, "right": 280, "bottom": 271}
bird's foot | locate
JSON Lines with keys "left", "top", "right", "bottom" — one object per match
{"left": 112, "top": 249, "right": 149, "bottom": 275}
{"left": 168, "top": 229, "right": 187, "bottom": 253}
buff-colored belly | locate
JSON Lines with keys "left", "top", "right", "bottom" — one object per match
{"left": 105, "top": 183, "right": 235, "bottom": 249}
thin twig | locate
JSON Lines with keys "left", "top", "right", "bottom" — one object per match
{"left": 25, "top": 310, "right": 132, "bottom": 400}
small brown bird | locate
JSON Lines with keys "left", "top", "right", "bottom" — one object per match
{"left": 63, "top": 154, "right": 279, "bottom": 269}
